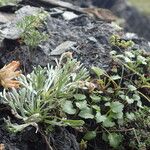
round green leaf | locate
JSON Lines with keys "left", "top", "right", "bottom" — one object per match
{"left": 63, "top": 101, "right": 76, "bottom": 115}
{"left": 125, "top": 51, "right": 135, "bottom": 58}
{"left": 110, "top": 101, "right": 124, "bottom": 113}
{"left": 83, "top": 131, "right": 97, "bottom": 141}
{"left": 95, "top": 112, "right": 107, "bottom": 123}
{"left": 126, "top": 112, "right": 135, "bottom": 120}
{"left": 128, "top": 85, "right": 137, "bottom": 91}
{"left": 125, "top": 96, "right": 134, "bottom": 104}
{"left": 75, "top": 100, "right": 87, "bottom": 109}
{"left": 78, "top": 107, "right": 94, "bottom": 119}
{"left": 90, "top": 95, "right": 101, "bottom": 102}
{"left": 74, "top": 94, "right": 86, "bottom": 101}
{"left": 108, "top": 133, "right": 122, "bottom": 148}
{"left": 102, "top": 118, "right": 115, "bottom": 127}
{"left": 92, "top": 105, "right": 100, "bottom": 111}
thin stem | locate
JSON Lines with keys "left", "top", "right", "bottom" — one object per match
{"left": 39, "top": 129, "right": 53, "bottom": 150}
{"left": 132, "top": 128, "right": 140, "bottom": 145}
{"left": 138, "top": 91, "right": 150, "bottom": 102}
{"left": 101, "top": 125, "right": 110, "bottom": 134}
{"left": 119, "top": 65, "right": 125, "bottom": 86}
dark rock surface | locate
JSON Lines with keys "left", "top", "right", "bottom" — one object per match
{"left": 93, "top": 0, "right": 150, "bottom": 41}
{"left": 0, "top": 6, "right": 122, "bottom": 73}
{"left": 63, "top": 0, "right": 150, "bottom": 41}
{"left": 113, "top": 5, "right": 150, "bottom": 41}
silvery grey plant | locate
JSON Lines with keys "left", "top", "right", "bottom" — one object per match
{"left": 0, "top": 52, "right": 88, "bottom": 132}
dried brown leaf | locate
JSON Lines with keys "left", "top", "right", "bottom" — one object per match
{"left": 0, "top": 61, "right": 21, "bottom": 89}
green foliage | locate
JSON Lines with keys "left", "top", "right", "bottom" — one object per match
{"left": 78, "top": 107, "right": 94, "bottom": 119}
{"left": 0, "top": 35, "right": 149, "bottom": 149}
{"left": 110, "top": 35, "right": 134, "bottom": 49}
{"left": 63, "top": 100, "right": 76, "bottom": 114}
{"left": 89, "top": 47, "right": 149, "bottom": 148}
{"left": 76, "top": 43, "right": 149, "bottom": 148}
{"left": 108, "top": 133, "right": 122, "bottom": 149}
{"left": 17, "top": 11, "right": 49, "bottom": 49}
{"left": 125, "top": 106, "right": 150, "bottom": 149}
{"left": 83, "top": 131, "right": 97, "bottom": 140}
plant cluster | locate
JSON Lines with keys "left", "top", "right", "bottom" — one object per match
{"left": 124, "top": 106, "right": 150, "bottom": 150}
{"left": 17, "top": 11, "right": 49, "bottom": 49}
{"left": 62, "top": 37, "right": 149, "bottom": 149}
{"left": 0, "top": 52, "right": 88, "bottom": 132}
{"left": 79, "top": 48, "right": 150, "bottom": 149}
{"left": 0, "top": 36, "right": 149, "bottom": 149}
{"left": 110, "top": 35, "right": 134, "bottom": 49}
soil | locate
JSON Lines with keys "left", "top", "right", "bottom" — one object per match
{"left": 0, "top": 1, "right": 150, "bottom": 150}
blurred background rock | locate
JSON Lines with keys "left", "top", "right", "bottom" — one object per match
{"left": 128, "top": 0, "right": 150, "bottom": 15}
{"left": 63, "top": 0, "right": 150, "bottom": 41}
{"left": 0, "top": 0, "right": 150, "bottom": 40}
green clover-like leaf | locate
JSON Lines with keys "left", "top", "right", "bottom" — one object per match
{"left": 110, "top": 101, "right": 124, "bottom": 113}
{"left": 108, "top": 133, "right": 122, "bottom": 149}
{"left": 90, "top": 94, "right": 101, "bottom": 103}
{"left": 74, "top": 94, "right": 86, "bottom": 101}
{"left": 95, "top": 112, "right": 107, "bottom": 123}
{"left": 78, "top": 107, "right": 94, "bottom": 119}
{"left": 83, "top": 131, "right": 97, "bottom": 141}
{"left": 63, "top": 101, "right": 76, "bottom": 115}
{"left": 128, "top": 85, "right": 137, "bottom": 91}
{"left": 102, "top": 118, "right": 115, "bottom": 127}
{"left": 75, "top": 100, "right": 87, "bottom": 109}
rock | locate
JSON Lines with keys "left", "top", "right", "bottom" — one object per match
{"left": 115, "top": 6, "right": 150, "bottom": 41}
{"left": 88, "top": 37, "right": 97, "bottom": 43}
{"left": 0, "top": 24, "right": 21, "bottom": 39}
{"left": 50, "top": 127, "right": 79, "bottom": 150}
{"left": 50, "top": 41, "right": 77, "bottom": 55}
{"left": 15, "top": 5, "right": 41, "bottom": 18}
{"left": 123, "top": 32, "right": 138, "bottom": 40}
{"left": 0, "top": 7, "right": 119, "bottom": 72}
{"left": 82, "top": 8, "right": 117, "bottom": 22}
{"left": 0, "top": 6, "right": 42, "bottom": 40}
{"left": 49, "top": 8, "right": 64, "bottom": 17}
{"left": 61, "top": 0, "right": 92, "bottom": 7}
{"left": 0, "top": 0, "right": 21, "bottom": 12}
{"left": 0, "top": 12, "right": 15, "bottom": 24}
{"left": 62, "top": 11, "right": 78, "bottom": 20}
{"left": 63, "top": 0, "right": 150, "bottom": 40}
{"left": 92, "top": 0, "right": 150, "bottom": 41}
{"left": 122, "top": 32, "right": 150, "bottom": 52}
